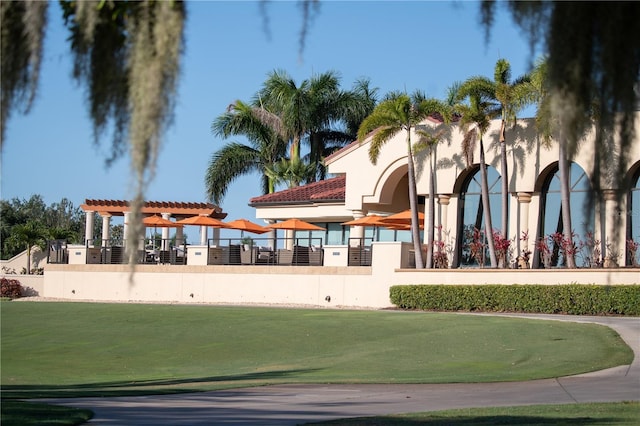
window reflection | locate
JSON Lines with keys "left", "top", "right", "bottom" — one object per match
{"left": 458, "top": 166, "right": 503, "bottom": 267}
{"left": 538, "top": 163, "right": 593, "bottom": 268}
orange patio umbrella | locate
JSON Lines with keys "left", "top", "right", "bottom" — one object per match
{"left": 143, "top": 215, "right": 183, "bottom": 251}
{"left": 143, "top": 215, "right": 183, "bottom": 228}
{"left": 379, "top": 209, "right": 425, "bottom": 225}
{"left": 175, "top": 215, "right": 230, "bottom": 228}
{"left": 225, "top": 218, "right": 270, "bottom": 234}
{"left": 377, "top": 209, "right": 425, "bottom": 231}
{"left": 341, "top": 214, "right": 386, "bottom": 227}
{"left": 267, "top": 218, "right": 326, "bottom": 231}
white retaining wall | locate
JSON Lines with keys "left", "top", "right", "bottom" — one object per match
{"left": 41, "top": 242, "right": 639, "bottom": 308}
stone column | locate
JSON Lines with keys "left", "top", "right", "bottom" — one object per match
{"left": 212, "top": 227, "right": 221, "bottom": 246}
{"left": 264, "top": 220, "right": 276, "bottom": 250}
{"left": 602, "top": 190, "right": 622, "bottom": 266}
{"left": 175, "top": 223, "right": 184, "bottom": 246}
{"left": 349, "top": 210, "right": 365, "bottom": 246}
{"left": 200, "top": 225, "right": 208, "bottom": 245}
{"left": 517, "top": 192, "right": 533, "bottom": 268}
{"left": 123, "top": 212, "right": 130, "bottom": 245}
{"left": 161, "top": 213, "right": 171, "bottom": 250}
{"left": 85, "top": 210, "right": 95, "bottom": 245}
{"left": 101, "top": 213, "right": 111, "bottom": 247}
{"left": 285, "top": 229, "right": 294, "bottom": 250}
{"left": 437, "top": 195, "right": 451, "bottom": 241}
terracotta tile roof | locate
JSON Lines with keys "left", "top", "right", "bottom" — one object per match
{"left": 80, "top": 199, "right": 226, "bottom": 218}
{"left": 249, "top": 176, "right": 346, "bottom": 206}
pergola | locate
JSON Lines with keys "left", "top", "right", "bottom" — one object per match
{"left": 80, "top": 199, "right": 227, "bottom": 245}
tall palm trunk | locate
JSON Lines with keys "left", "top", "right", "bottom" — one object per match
{"left": 558, "top": 132, "right": 576, "bottom": 268}
{"left": 309, "top": 132, "right": 321, "bottom": 182}
{"left": 291, "top": 135, "right": 301, "bottom": 163}
{"left": 406, "top": 131, "right": 424, "bottom": 269}
{"left": 479, "top": 136, "right": 498, "bottom": 267}
{"left": 499, "top": 120, "right": 509, "bottom": 237}
{"left": 26, "top": 245, "right": 32, "bottom": 275}
{"left": 425, "top": 146, "right": 436, "bottom": 268}
{"left": 499, "top": 120, "right": 509, "bottom": 267}
{"left": 290, "top": 135, "right": 302, "bottom": 187}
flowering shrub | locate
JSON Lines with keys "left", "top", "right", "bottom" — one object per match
{"left": 626, "top": 238, "right": 639, "bottom": 266}
{"left": 433, "top": 239, "right": 448, "bottom": 269}
{"left": 578, "top": 231, "right": 602, "bottom": 268}
{"left": 468, "top": 227, "right": 486, "bottom": 267}
{"left": 519, "top": 231, "right": 532, "bottom": 267}
{"left": 1, "top": 277, "right": 23, "bottom": 299}
{"left": 492, "top": 231, "right": 511, "bottom": 268}
{"left": 431, "top": 226, "right": 453, "bottom": 269}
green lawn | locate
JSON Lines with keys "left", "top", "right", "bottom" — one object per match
{"left": 309, "top": 401, "right": 640, "bottom": 425}
{"left": 1, "top": 301, "right": 632, "bottom": 399}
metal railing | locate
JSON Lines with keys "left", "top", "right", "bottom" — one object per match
{"left": 82, "top": 238, "right": 187, "bottom": 265}
{"left": 47, "top": 236, "right": 376, "bottom": 267}
{"left": 347, "top": 237, "right": 374, "bottom": 266}
{"left": 206, "top": 237, "right": 324, "bottom": 266}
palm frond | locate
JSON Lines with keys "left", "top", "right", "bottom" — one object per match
{"left": 204, "top": 143, "right": 262, "bottom": 204}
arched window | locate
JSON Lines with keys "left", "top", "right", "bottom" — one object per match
{"left": 627, "top": 167, "right": 640, "bottom": 266}
{"left": 457, "top": 166, "right": 503, "bottom": 267}
{"left": 537, "top": 162, "right": 593, "bottom": 268}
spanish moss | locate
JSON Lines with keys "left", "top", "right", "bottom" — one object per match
{"left": 0, "top": 0, "right": 48, "bottom": 146}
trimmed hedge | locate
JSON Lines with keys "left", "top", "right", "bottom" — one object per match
{"left": 389, "top": 284, "right": 640, "bottom": 316}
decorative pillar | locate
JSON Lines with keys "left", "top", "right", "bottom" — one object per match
{"left": 175, "top": 222, "right": 184, "bottom": 246}
{"left": 85, "top": 210, "right": 95, "bottom": 245}
{"left": 161, "top": 213, "right": 171, "bottom": 250}
{"left": 349, "top": 210, "right": 365, "bottom": 246}
{"left": 437, "top": 195, "right": 451, "bottom": 241}
{"left": 212, "top": 227, "right": 221, "bottom": 246}
{"left": 100, "top": 213, "right": 111, "bottom": 247}
{"left": 602, "top": 190, "right": 622, "bottom": 266}
{"left": 123, "top": 212, "right": 130, "bottom": 246}
{"left": 517, "top": 192, "right": 533, "bottom": 268}
{"left": 285, "top": 229, "right": 294, "bottom": 250}
{"left": 264, "top": 219, "right": 276, "bottom": 250}
{"left": 200, "top": 225, "right": 208, "bottom": 245}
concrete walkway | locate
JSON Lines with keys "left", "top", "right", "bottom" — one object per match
{"left": 39, "top": 314, "right": 639, "bottom": 425}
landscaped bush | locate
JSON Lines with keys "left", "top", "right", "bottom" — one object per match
{"left": 0, "top": 277, "right": 24, "bottom": 299}
{"left": 390, "top": 284, "right": 640, "bottom": 316}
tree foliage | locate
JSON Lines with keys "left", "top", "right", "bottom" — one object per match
{"left": 207, "top": 70, "right": 376, "bottom": 204}
{"left": 451, "top": 77, "right": 501, "bottom": 267}
{"left": 481, "top": 1, "right": 640, "bottom": 199}
{"left": 0, "top": 0, "right": 47, "bottom": 146}
{"left": 1, "top": 195, "right": 85, "bottom": 260}
{"left": 358, "top": 91, "right": 444, "bottom": 269}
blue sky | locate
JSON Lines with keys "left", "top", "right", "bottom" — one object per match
{"left": 1, "top": 1, "right": 541, "bottom": 242}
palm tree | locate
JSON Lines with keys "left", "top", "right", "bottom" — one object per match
{"left": 493, "top": 59, "right": 533, "bottom": 242}
{"left": 7, "top": 221, "right": 46, "bottom": 274}
{"left": 357, "top": 91, "right": 438, "bottom": 269}
{"left": 206, "top": 100, "right": 288, "bottom": 204}
{"left": 306, "top": 78, "right": 379, "bottom": 182}
{"left": 264, "top": 157, "right": 315, "bottom": 189}
{"left": 256, "top": 69, "right": 364, "bottom": 185}
{"left": 529, "top": 58, "right": 579, "bottom": 268}
{"left": 415, "top": 100, "right": 453, "bottom": 268}
{"left": 453, "top": 77, "right": 501, "bottom": 268}
{"left": 344, "top": 78, "right": 379, "bottom": 138}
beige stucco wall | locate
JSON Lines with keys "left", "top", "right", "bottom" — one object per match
{"left": 257, "top": 115, "right": 640, "bottom": 265}
{"left": 40, "top": 241, "right": 638, "bottom": 308}
{"left": 0, "top": 246, "right": 47, "bottom": 274}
